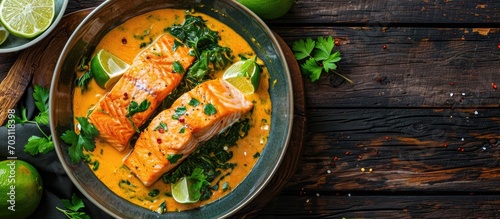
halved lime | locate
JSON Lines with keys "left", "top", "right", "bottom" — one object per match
{"left": 91, "top": 49, "right": 129, "bottom": 89}
{"left": 0, "top": 24, "right": 9, "bottom": 45}
{"left": 0, "top": 0, "right": 55, "bottom": 39}
{"left": 222, "top": 58, "right": 261, "bottom": 95}
{"left": 171, "top": 177, "right": 199, "bottom": 204}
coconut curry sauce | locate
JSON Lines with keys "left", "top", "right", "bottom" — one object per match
{"left": 72, "top": 9, "right": 271, "bottom": 213}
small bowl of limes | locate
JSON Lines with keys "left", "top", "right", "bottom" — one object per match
{"left": 0, "top": 0, "right": 68, "bottom": 53}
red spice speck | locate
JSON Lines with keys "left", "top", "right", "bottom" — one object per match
{"left": 449, "top": 82, "right": 455, "bottom": 86}
{"left": 158, "top": 128, "right": 164, "bottom": 134}
{"left": 385, "top": 136, "right": 390, "bottom": 141}
{"left": 497, "top": 43, "right": 500, "bottom": 49}
{"left": 122, "top": 37, "right": 127, "bottom": 44}
{"left": 157, "top": 138, "right": 162, "bottom": 144}
{"left": 457, "top": 147, "right": 462, "bottom": 151}
{"left": 357, "top": 155, "right": 362, "bottom": 160}
{"left": 492, "top": 82, "right": 497, "bottom": 89}
{"left": 123, "top": 92, "right": 128, "bottom": 100}
{"left": 345, "top": 151, "right": 351, "bottom": 155}
{"left": 178, "top": 117, "right": 185, "bottom": 123}
{"left": 334, "top": 156, "right": 338, "bottom": 161}
{"left": 461, "top": 148, "right": 465, "bottom": 152}
{"left": 335, "top": 40, "right": 340, "bottom": 46}
{"left": 382, "top": 45, "right": 387, "bottom": 49}
{"left": 443, "top": 143, "right": 448, "bottom": 148}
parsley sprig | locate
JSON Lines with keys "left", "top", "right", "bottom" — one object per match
{"left": 56, "top": 194, "right": 91, "bottom": 219}
{"left": 10, "top": 85, "right": 54, "bottom": 156}
{"left": 292, "top": 36, "right": 353, "bottom": 83}
{"left": 61, "top": 117, "right": 99, "bottom": 164}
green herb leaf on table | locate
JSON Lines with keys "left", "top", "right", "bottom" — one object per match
{"left": 292, "top": 36, "right": 352, "bottom": 83}
{"left": 56, "top": 194, "right": 90, "bottom": 219}
{"left": 24, "top": 135, "right": 54, "bottom": 156}
{"left": 188, "top": 168, "right": 210, "bottom": 201}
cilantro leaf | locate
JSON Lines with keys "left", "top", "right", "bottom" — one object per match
{"left": 12, "top": 107, "right": 29, "bottom": 125}
{"left": 292, "top": 36, "right": 351, "bottom": 83}
{"left": 301, "top": 58, "right": 324, "bottom": 82}
{"left": 323, "top": 51, "right": 341, "bottom": 72}
{"left": 24, "top": 135, "right": 54, "bottom": 156}
{"left": 292, "top": 38, "right": 315, "bottom": 60}
{"left": 127, "top": 100, "right": 151, "bottom": 117}
{"left": 313, "top": 36, "right": 334, "bottom": 61}
{"left": 57, "top": 194, "right": 90, "bottom": 219}
{"left": 77, "top": 71, "right": 93, "bottom": 92}
{"left": 203, "top": 103, "right": 217, "bottom": 116}
{"left": 173, "top": 61, "right": 185, "bottom": 74}
{"left": 61, "top": 117, "right": 99, "bottom": 164}
{"left": 188, "top": 168, "right": 210, "bottom": 201}
{"left": 35, "top": 110, "right": 49, "bottom": 125}
{"left": 33, "top": 84, "right": 49, "bottom": 113}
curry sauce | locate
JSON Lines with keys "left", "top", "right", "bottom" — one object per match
{"left": 72, "top": 9, "right": 271, "bottom": 213}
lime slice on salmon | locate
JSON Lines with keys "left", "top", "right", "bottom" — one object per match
{"left": 0, "top": 24, "right": 9, "bottom": 45}
{"left": 171, "top": 177, "right": 199, "bottom": 204}
{"left": 91, "top": 49, "right": 129, "bottom": 89}
{"left": 222, "top": 58, "right": 261, "bottom": 95}
{"left": 0, "top": 0, "right": 55, "bottom": 39}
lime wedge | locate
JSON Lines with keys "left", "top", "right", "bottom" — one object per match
{"left": 0, "top": 0, "right": 55, "bottom": 39}
{"left": 171, "top": 177, "right": 199, "bottom": 204}
{"left": 0, "top": 24, "right": 9, "bottom": 45}
{"left": 91, "top": 49, "right": 129, "bottom": 89}
{"left": 222, "top": 58, "right": 261, "bottom": 95}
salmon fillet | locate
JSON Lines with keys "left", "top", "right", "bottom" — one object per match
{"left": 124, "top": 79, "right": 253, "bottom": 186}
{"left": 88, "top": 34, "right": 195, "bottom": 152}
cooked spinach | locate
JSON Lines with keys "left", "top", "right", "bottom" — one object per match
{"left": 161, "top": 118, "right": 250, "bottom": 201}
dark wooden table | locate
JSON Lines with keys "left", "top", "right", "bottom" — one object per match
{"left": 2, "top": 1, "right": 499, "bottom": 218}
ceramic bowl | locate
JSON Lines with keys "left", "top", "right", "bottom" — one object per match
{"left": 50, "top": 0, "right": 293, "bottom": 218}
{"left": 0, "top": 0, "right": 68, "bottom": 53}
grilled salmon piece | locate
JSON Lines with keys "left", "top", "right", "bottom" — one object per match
{"left": 123, "top": 108, "right": 199, "bottom": 187}
{"left": 88, "top": 34, "right": 195, "bottom": 152}
{"left": 125, "top": 79, "right": 253, "bottom": 186}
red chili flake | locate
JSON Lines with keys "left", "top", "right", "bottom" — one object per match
{"left": 382, "top": 45, "right": 387, "bottom": 49}
{"left": 123, "top": 92, "right": 128, "bottom": 100}
{"left": 443, "top": 143, "right": 448, "bottom": 148}
{"left": 492, "top": 82, "right": 497, "bottom": 89}
{"left": 357, "top": 155, "right": 362, "bottom": 160}
{"left": 178, "top": 117, "right": 185, "bottom": 123}
{"left": 158, "top": 128, "right": 164, "bottom": 134}
{"left": 449, "top": 82, "right": 455, "bottom": 86}
{"left": 345, "top": 151, "right": 351, "bottom": 155}
{"left": 122, "top": 37, "right": 127, "bottom": 44}
{"left": 497, "top": 43, "right": 500, "bottom": 49}
{"left": 335, "top": 40, "right": 340, "bottom": 46}
{"left": 333, "top": 156, "right": 338, "bottom": 161}
{"left": 385, "top": 136, "right": 390, "bottom": 141}
{"left": 461, "top": 148, "right": 465, "bottom": 152}
{"left": 457, "top": 147, "right": 462, "bottom": 151}
{"left": 157, "top": 138, "right": 162, "bottom": 144}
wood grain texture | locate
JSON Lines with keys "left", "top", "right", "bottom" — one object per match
{"left": 270, "top": 26, "right": 500, "bottom": 108}
{"left": 270, "top": 0, "right": 500, "bottom": 25}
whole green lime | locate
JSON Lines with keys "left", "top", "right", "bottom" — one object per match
{"left": 0, "top": 160, "right": 43, "bottom": 219}
{"left": 236, "top": 0, "right": 294, "bottom": 20}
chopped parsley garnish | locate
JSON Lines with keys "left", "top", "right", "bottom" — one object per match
{"left": 153, "top": 122, "right": 168, "bottom": 131}
{"left": 203, "top": 103, "right": 217, "bottom": 116}
{"left": 188, "top": 98, "right": 200, "bottom": 107}
{"left": 179, "top": 126, "right": 186, "bottom": 134}
{"left": 127, "top": 100, "right": 151, "bottom": 117}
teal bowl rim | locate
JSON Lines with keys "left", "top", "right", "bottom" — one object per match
{"left": 50, "top": 0, "right": 293, "bottom": 218}
{"left": 0, "top": 0, "right": 69, "bottom": 53}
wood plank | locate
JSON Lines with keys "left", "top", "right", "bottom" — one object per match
{"left": 258, "top": 195, "right": 500, "bottom": 218}
{"left": 271, "top": 0, "right": 500, "bottom": 25}
{"left": 283, "top": 108, "right": 500, "bottom": 192}
{"left": 270, "top": 26, "right": 500, "bottom": 108}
